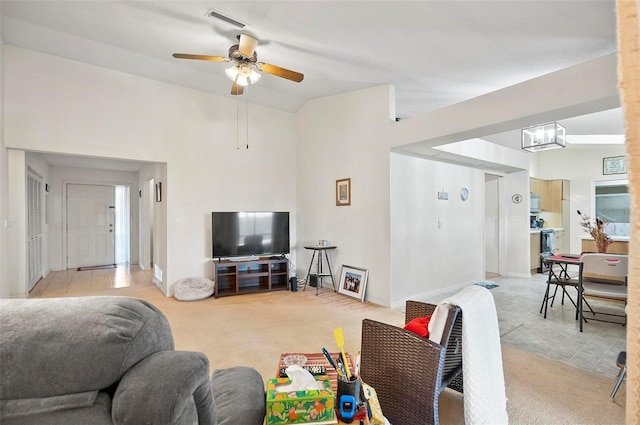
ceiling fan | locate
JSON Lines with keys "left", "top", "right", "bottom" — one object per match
{"left": 173, "top": 33, "right": 304, "bottom": 95}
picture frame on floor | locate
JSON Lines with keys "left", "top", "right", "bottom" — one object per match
{"left": 338, "top": 265, "right": 368, "bottom": 302}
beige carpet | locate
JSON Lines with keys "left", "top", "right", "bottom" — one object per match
{"left": 45, "top": 283, "right": 625, "bottom": 424}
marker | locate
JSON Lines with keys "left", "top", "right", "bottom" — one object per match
{"left": 322, "top": 347, "right": 342, "bottom": 377}
{"left": 355, "top": 351, "right": 361, "bottom": 376}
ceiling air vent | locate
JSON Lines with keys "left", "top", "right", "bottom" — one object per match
{"left": 205, "top": 9, "right": 246, "bottom": 29}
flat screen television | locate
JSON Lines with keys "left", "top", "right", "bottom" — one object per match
{"left": 212, "top": 211, "right": 290, "bottom": 259}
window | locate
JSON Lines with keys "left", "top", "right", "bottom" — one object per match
{"left": 595, "top": 181, "right": 630, "bottom": 237}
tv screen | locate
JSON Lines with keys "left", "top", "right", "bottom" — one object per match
{"left": 212, "top": 211, "right": 290, "bottom": 259}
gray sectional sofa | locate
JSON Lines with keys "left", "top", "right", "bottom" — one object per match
{"left": 0, "top": 296, "right": 265, "bottom": 425}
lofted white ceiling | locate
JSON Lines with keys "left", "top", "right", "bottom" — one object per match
{"left": 0, "top": 0, "right": 619, "bottom": 121}
{"left": 1, "top": 0, "right": 625, "bottom": 175}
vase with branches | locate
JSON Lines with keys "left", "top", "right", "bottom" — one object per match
{"left": 577, "top": 210, "right": 612, "bottom": 253}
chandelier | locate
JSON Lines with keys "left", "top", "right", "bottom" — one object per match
{"left": 521, "top": 122, "right": 566, "bottom": 152}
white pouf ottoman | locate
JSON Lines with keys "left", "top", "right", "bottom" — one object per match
{"left": 174, "top": 277, "right": 214, "bottom": 301}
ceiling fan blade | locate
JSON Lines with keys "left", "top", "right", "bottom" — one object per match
{"left": 231, "top": 82, "right": 244, "bottom": 95}
{"left": 256, "top": 62, "right": 304, "bottom": 82}
{"left": 172, "top": 53, "right": 228, "bottom": 62}
{"left": 238, "top": 33, "right": 259, "bottom": 57}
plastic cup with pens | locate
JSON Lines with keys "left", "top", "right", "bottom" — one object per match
{"left": 336, "top": 353, "right": 364, "bottom": 423}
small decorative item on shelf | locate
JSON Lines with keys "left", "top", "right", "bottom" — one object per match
{"left": 577, "top": 210, "right": 612, "bottom": 253}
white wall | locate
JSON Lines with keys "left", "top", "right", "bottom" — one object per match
{"left": 2, "top": 43, "right": 620, "bottom": 302}
{"left": 6, "top": 150, "right": 26, "bottom": 297}
{"left": 502, "top": 169, "right": 532, "bottom": 274}
{"left": 4, "top": 46, "right": 297, "bottom": 295}
{"left": 390, "top": 154, "right": 485, "bottom": 306}
{"left": 296, "top": 86, "right": 394, "bottom": 306}
{"left": 532, "top": 146, "right": 628, "bottom": 253}
{"left": 0, "top": 34, "right": 8, "bottom": 297}
{"left": 138, "top": 162, "right": 167, "bottom": 292}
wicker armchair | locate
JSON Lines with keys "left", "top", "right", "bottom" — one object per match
{"left": 360, "top": 300, "right": 463, "bottom": 425}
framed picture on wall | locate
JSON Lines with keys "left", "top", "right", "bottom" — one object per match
{"left": 603, "top": 156, "right": 627, "bottom": 175}
{"left": 155, "top": 182, "right": 162, "bottom": 202}
{"left": 338, "top": 265, "right": 368, "bottom": 302}
{"left": 336, "top": 178, "right": 351, "bottom": 206}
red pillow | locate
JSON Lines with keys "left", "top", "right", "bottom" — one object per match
{"left": 403, "top": 315, "right": 432, "bottom": 337}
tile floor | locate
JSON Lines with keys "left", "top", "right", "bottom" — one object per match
{"left": 30, "top": 264, "right": 155, "bottom": 298}
{"left": 30, "top": 265, "right": 627, "bottom": 378}
{"left": 423, "top": 272, "right": 627, "bottom": 378}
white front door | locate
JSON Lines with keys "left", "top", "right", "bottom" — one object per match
{"left": 67, "top": 184, "right": 115, "bottom": 268}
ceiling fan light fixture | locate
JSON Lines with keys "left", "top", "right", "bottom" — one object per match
{"left": 225, "top": 65, "right": 240, "bottom": 81}
{"left": 236, "top": 75, "right": 249, "bottom": 87}
{"left": 248, "top": 69, "right": 261, "bottom": 84}
{"left": 226, "top": 64, "right": 261, "bottom": 86}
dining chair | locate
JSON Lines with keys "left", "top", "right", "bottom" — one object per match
{"left": 578, "top": 253, "right": 628, "bottom": 331}
{"left": 610, "top": 351, "right": 627, "bottom": 398}
{"left": 539, "top": 257, "right": 581, "bottom": 319}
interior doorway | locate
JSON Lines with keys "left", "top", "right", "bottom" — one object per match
{"left": 27, "top": 168, "right": 43, "bottom": 291}
{"left": 484, "top": 174, "right": 501, "bottom": 278}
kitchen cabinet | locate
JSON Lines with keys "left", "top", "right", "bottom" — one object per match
{"left": 529, "top": 178, "right": 570, "bottom": 229}
{"left": 530, "top": 178, "right": 550, "bottom": 211}
{"left": 548, "top": 180, "right": 563, "bottom": 213}
{"left": 581, "top": 239, "right": 629, "bottom": 255}
{"left": 531, "top": 178, "right": 568, "bottom": 213}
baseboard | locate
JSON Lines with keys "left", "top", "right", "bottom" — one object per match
{"left": 508, "top": 272, "right": 534, "bottom": 278}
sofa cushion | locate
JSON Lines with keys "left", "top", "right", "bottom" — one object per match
{"left": 0, "top": 392, "right": 113, "bottom": 425}
{"left": 211, "top": 366, "right": 266, "bottom": 425}
{"left": 112, "top": 351, "right": 215, "bottom": 425}
{"left": 0, "top": 297, "right": 174, "bottom": 400}
{"left": 0, "top": 391, "right": 98, "bottom": 419}
{"left": 428, "top": 302, "right": 451, "bottom": 344}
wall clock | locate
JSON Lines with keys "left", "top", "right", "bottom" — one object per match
{"left": 512, "top": 193, "right": 523, "bottom": 204}
{"left": 460, "top": 187, "right": 469, "bottom": 201}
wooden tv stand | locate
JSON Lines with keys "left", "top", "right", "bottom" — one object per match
{"left": 213, "top": 258, "right": 289, "bottom": 297}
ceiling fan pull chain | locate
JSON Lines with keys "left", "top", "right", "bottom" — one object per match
{"left": 236, "top": 97, "right": 240, "bottom": 150}
{"left": 246, "top": 87, "right": 249, "bottom": 149}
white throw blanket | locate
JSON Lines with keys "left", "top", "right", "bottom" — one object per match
{"left": 440, "top": 285, "right": 508, "bottom": 425}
